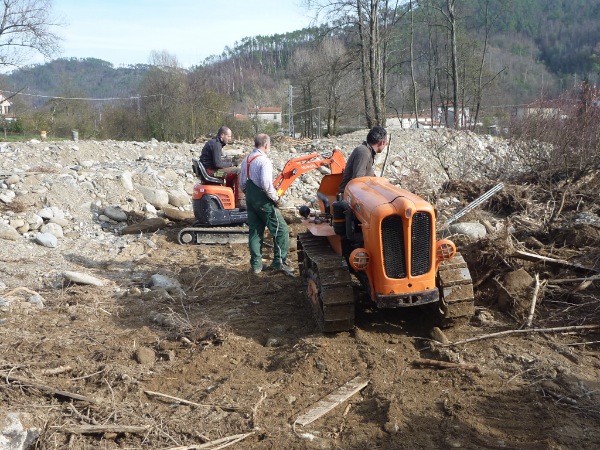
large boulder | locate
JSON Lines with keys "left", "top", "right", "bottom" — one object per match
{"left": 135, "top": 185, "right": 169, "bottom": 209}
{"left": 449, "top": 222, "right": 487, "bottom": 240}
{"left": 167, "top": 190, "right": 189, "bottom": 208}
{"left": 0, "top": 223, "right": 20, "bottom": 241}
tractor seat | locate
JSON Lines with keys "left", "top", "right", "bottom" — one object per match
{"left": 192, "top": 159, "right": 225, "bottom": 185}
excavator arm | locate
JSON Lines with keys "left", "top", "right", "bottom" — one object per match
{"left": 274, "top": 149, "right": 346, "bottom": 198}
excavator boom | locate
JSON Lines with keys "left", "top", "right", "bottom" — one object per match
{"left": 274, "top": 149, "right": 345, "bottom": 198}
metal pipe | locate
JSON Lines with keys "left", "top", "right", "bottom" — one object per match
{"left": 445, "top": 182, "right": 505, "bottom": 226}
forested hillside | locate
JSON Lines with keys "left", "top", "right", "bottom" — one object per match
{"left": 1, "top": 0, "right": 598, "bottom": 141}
{"left": 465, "top": 0, "right": 600, "bottom": 78}
{"left": 4, "top": 58, "right": 150, "bottom": 106}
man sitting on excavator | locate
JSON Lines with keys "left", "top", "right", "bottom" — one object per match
{"left": 199, "top": 126, "right": 245, "bottom": 208}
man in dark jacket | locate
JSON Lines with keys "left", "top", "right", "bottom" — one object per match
{"left": 199, "top": 126, "right": 244, "bottom": 208}
{"left": 338, "top": 126, "right": 387, "bottom": 194}
{"left": 199, "top": 126, "right": 233, "bottom": 171}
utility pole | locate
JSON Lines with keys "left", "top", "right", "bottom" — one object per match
{"left": 317, "top": 107, "right": 321, "bottom": 138}
{"left": 288, "top": 85, "right": 294, "bottom": 137}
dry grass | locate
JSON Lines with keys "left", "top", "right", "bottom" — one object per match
{"left": 0, "top": 199, "right": 28, "bottom": 213}
{"left": 30, "top": 166, "right": 59, "bottom": 173}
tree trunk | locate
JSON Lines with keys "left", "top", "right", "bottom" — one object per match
{"left": 357, "top": 0, "right": 374, "bottom": 128}
{"left": 425, "top": 5, "right": 439, "bottom": 128}
{"left": 473, "top": 0, "right": 494, "bottom": 130}
{"left": 368, "top": 0, "right": 382, "bottom": 125}
{"left": 410, "top": 0, "right": 419, "bottom": 127}
{"left": 448, "top": 0, "right": 459, "bottom": 128}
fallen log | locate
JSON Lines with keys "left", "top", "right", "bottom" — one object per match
{"left": 412, "top": 358, "right": 481, "bottom": 373}
{"left": 65, "top": 425, "right": 149, "bottom": 435}
{"left": 165, "top": 432, "right": 255, "bottom": 450}
{"left": 294, "top": 376, "right": 369, "bottom": 428}
{"left": 511, "top": 250, "right": 597, "bottom": 273}
{"left": 3, "top": 374, "right": 96, "bottom": 404}
{"left": 549, "top": 275, "right": 600, "bottom": 284}
{"left": 525, "top": 273, "right": 542, "bottom": 328}
{"left": 144, "top": 390, "right": 239, "bottom": 411}
{"left": 446, "top": 325, "right": 600, "bottom": 347}
{"left": 39, "top": 365, "right": 73, "bottom": 376}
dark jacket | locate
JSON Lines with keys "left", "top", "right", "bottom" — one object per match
{"left": 338, "top": 142, "right": 375, "bottom": 193}
{"left": 199, "top": 136, "right": 232, "bottom": 170}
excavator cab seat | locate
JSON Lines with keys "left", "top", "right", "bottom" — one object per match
{"left": 192, "top": 159, "right": 225, "bottom": 185}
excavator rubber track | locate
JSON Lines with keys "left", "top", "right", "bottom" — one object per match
{"left": 297, "top": 233, "right": 355, "bottom": 332}
{"left": 437, "top": 252, "right": 475, "bottom": 327}
{"left": 177, "top": 226, "right": 249, "bottom": 245}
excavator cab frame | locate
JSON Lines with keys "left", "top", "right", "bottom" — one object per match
{"left": 192, "top": 159, "right": 225, "bottom": 186}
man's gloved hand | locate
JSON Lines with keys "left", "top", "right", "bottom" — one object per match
{"left": 232, "top": 155, "right": 244, "bottom": 166}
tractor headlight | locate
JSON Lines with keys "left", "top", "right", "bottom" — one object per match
{"left": 349, "top": 248, "right": 370, "bottom": 271}
{"left": 435, "top": 239, "right": 456, "bottom": 262}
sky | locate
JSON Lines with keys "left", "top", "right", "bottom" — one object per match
{"left": 49, "top": 0, "right": 316, "bottom": 68}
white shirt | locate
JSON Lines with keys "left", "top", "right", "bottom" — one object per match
{"left": 239, "top": 148, "right": 279, "bottom": 202}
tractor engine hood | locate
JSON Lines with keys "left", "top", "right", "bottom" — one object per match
{"left": 343, "top": 177, "right": 436, "bottom": 224}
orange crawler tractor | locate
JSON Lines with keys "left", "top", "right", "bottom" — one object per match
{"left": 298, "top": 169, "right": 474, "bottom": 332}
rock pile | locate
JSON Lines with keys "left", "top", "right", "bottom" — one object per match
{"left": 0, "top": 129, "right": 518, "bottom": 291}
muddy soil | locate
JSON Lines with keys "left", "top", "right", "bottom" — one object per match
{"left": 1, "top": 137, "right": 599, "bottom": 450}
{"left": 2, "top": 214, "right": 599, "bottom": 450}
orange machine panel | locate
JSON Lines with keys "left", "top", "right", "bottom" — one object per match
{"left": 192, "top": 183, "right": 235, "bottom": 210}
{"left": 344, "top": 177, "right": 438, "bottom": 300}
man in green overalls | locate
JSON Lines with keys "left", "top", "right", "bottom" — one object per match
{"left": 239, "top": 134, "right": 294, "bottom": 276}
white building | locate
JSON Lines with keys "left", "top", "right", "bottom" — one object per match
{"left": 386, "top": 113, "right": 437, "bottom": 128}
{"left": 0, "top": 93, "right": 13, "bottom": 120}
{"left": 249, "top": 107, "right": 282, "bottom": 125}
{"left": 386, "top": 105, "right": 471, "bottom": 129}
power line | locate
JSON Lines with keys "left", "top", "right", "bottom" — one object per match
{"left": 2, "top": 89, "right": 564, "bottom": 114}
{"left": 2, "top": 90, "right": 161, "bottom": 101}
{"left": 2, "top": 90, "right": 238, "bottom": 117}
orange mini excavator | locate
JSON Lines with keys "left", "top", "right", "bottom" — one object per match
{"left": 177, "top": 150, "right": 346, "bottom": 245}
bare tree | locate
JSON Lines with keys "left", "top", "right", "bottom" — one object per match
{"left": 446, "top": 0, "right": 459, "bottom": 128}
{"left": 422, "top": 3, "right": 442, "bottom": 127}
{"left": 0, "top": 0, "right": 61, "bottom": 68}
{"left": 305, "top": 0, "right": 403, "bottom": 127}
{"left": 187, "top": 68, "right": 233, "bottom": 139}
{"left": 288, "top": 46, "right": 320, "bottom": 136}
{"left": 415, "top": 0, "right": 459, "bottom": 127}
{"left": 408, "top": 0, "right": 419, "bottom": 126}
{"left": 318, "top": 37, "right": 355, "bottom": 135}
{"left": 148, "top": 49, "right": 181, "bottom": 69}
{"left": 141, "top": 51, "right": 189, "bottom": 141}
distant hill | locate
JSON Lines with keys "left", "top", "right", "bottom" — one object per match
{"left": 2, "top": 0, "right": 599, "bottom": 114}
{"left": 1, "top": 58, "right": 151, "bottom": 106}
{"left": 465, "top": 0, "right": 600, "bottom": 77}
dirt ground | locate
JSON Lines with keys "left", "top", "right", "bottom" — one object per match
{"left": 2, "top": 178, "right": 600, "bottom": 449}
